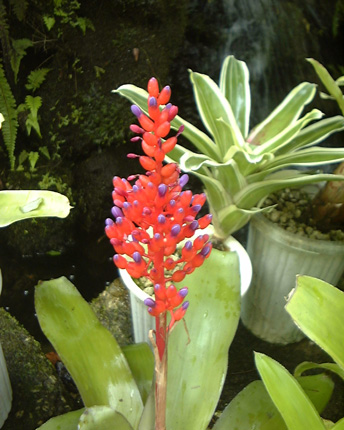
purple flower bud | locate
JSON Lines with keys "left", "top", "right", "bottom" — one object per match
{"left": 171, "top": 224, "right": 181, "bottom": 237}
{"left": 143, "top": 207, "right": 152, "bottom": 215}
{"left": 190, "top": 220, "right": 199, "bottom": 231}
{"left": 133, "top": 185, "right": 139, "bottom": 193}
{"left": 165, "top": 103, "right": 172, "bottom": 109}
{"left": 179, "top": 174, "right": 189, "bottom": 188}
{"left": 185, "top": 240, "right": 192, "bottom": 250}
{"left": 154, "top": 284, "right": 161, "bottom": 292}
{"left": 111, "top": 207, "right": 123, "bottom": 218}
{"left": 200, "top": 245, "right": 211, "bottom": 257}
{"left": 178, "top": 287, "right": 188, "bottom": 298}
{"left": 182, "top": 301, "right": 189, "bottom": 310}
{"left": 184, "top": 215, "right": 194, "bottom": 222}
{"left": 105, "top": 218, "right": 114, "bottom": 226}
{"left": 130, "top": 124, "right": 144, "bottom": 134}
{"left": 154, "top": 233, "right": 161, "bottom": 241}
{"left": 192, "top": 204, "right": 201, "bottom": 213}
{"left": 169, "top": 199, "right": 176, "bottom": 207}
{"left": 133, "top": 252, "right": 142, "bottom": 263}
{"left": 127, "top": 153, "right": 139, "bottom": 159}
{"left": 131, "top": 105, "right": 142, "bottom": 118}
{"left": 123, "top": 202, "right": 131, "bottom": 210}
{"left": 149, "top": 97, "right": 157, "bottom": 107}
{"left": 176, "top": 125, "right": 184, "bottom": 137}
{"left": 116, "top": 217, "right": 123, "bottom": 225}
{"left": 133, "top": 200, "right": 139, "bottom": 207}
{"left": 158, "top": 214, "right": 166, "bottom": 224}
{"left": 158, "top": 184, "right": 167, "bottom": 197}
{"left": 177, "top": 208, "right": 184, "bottom": 214}
{"left": 144, "top": 298, "right": 156, "bottom": 307}
{"left": 130, "top": 136, "right": 141, "bottom": 142}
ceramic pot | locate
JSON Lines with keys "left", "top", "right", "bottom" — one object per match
{"left": 120, "top": 228, "right": 252, "bottom": 344}
{"left": 242, "top": 213, "right": 344, "bottom": 344}
{"left": 0, "top": 270, "right": 12, "bottom": 428}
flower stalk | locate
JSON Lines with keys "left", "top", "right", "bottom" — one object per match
{"left": 105, "top": 77, "right": 212, "bottom": 429}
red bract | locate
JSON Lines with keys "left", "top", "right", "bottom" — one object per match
{"left": 105, "top": 77, "right": 212, "bottom": 330}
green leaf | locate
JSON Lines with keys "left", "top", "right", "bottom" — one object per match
{"left": 10, "top": 38, "right": 33, "bottom": 83}
{"left": 286, "top": 276, "right": 344, "bottom": 370}
{"left": 219, "top": 55, "right": 251, "bottom": 137}
{"left": 78, "top": 406, "right": 133, "bottom": 430}
{"left": 25, "top": 68, "right": 51, "bottom": 92}
{"left": 121, "top": 343, "right": 154, "bottom": 405}
{"left": 213, "top": 372, "right": 334, "bottom": 430}
{"left": 253, "top": 109, "right": 323, "bottom": 155}
{"left": 333, "top": 418, "right": 344, "bottom": 430}
{"left": 307, "top": 58, "right": 344, "bottom": 115}
{"left": 294, "top": 361, "right": 344, "bottom": 381}
{"left": 0, "top": 190, "right": 71, "bottom": 227}
{"left": 43, "top": 15, "right": 55, "bottom": 31}
{"left": 275, "top": 116, "right": 344, "bottom": 155}
{"left": 189, "top": 70, "right": 245, "bottom": 156}
{"left": 255, "top": 353, "right": 326, "bottom": 430}
{"left": 114, "top": 84, "right": 220, "bottom": 161}
{"left": 0, "top": 61, "right": 18, "bottom": 169}
{"left": 35, "top": 408, "right": 84, "bottom": 430}
{"left": 35, "top": 277, "right": 143, "bottom": 429}
{"left": 166, "top": 248, "right": 241, "bottom": 430}
{"left": 236, "top": 171, "right": 344, "bottom": 209}
{"left": 248, "top": 82, "right": 317, "bottom": 146}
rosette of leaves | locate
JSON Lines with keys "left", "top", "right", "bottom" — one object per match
{"left": 115, "top": 56, "right": 344, "bottom": 239}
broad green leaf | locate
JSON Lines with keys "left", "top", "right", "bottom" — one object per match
{"left": 275, "top": 116, "right": 344, "bottom": 155}
{"left": 190, "top": 70, "right": 245, "bottom": 156}
{"left": 35, "top": 277, "right": 143, "bottom": 429}
{"left": 294, "top": 361, "right": 344, "bottom": 381}
{"left": 138, "top": 388, "right": 155, "bottom": 430}
{"left": 121, "top": 343, "right": 154, "bottom": 404}
{"left": 113, "top": 84, "right": 219, "bottom": 161}
{"left": 253, "top": 109, "right": 323, "bottom": 155}
{"left": 35, "top": 408, "right": 84, "bottom": 430}
{"left": 0, "top": 190, "right": 71, "bottom": 227}
{"left": 217, "top": 205, "right": 270, "bottom": 237}
{"left": 213, "top": 373, "right": 334, "bottom": 430}
{"left": 307, "top": 58, "right": 344, "bottom": 115}
{"left": 333, "top": 418, "right": 344, "bottom": 430}
{"left": 248, "top": 82, "right": 317, "bottom": 146}
{"left": 166, "top": 249, "right": 241, "bottom": 430}
{"left": 286, "top": 276, "right": 344, "bottom": 370}
{"left": 219, "top": 55, "right": 251, "bottom": 137}
{"left": 78, "top": 406, "right": 133, "bottom": 430}
{"left": 255, "top": 353, "right": 326, "bottom": 430}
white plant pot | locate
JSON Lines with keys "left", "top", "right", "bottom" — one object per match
{"left": 242, "top": 214, "right": 344, "bottom": 344}
{"left": 0, "top": 270, "right": 12, "bottom": 428}
{"left": 120, "top": 227, "right": 252, "bottom": 344}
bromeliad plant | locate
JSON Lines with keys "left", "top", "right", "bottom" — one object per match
{"left": 115, "top": 55, "right": 344, "bottom": 239}
{"left": 34, "top": 78, "right": 241, "bottom": 430}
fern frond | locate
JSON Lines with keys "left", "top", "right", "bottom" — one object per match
{"left": 0, "top": 62, "right": 18, "bottom": 169}
{"left": 9, "top": 0, "right": 28, "bottom": 21}
{"left": 10, "top": 38, "right": 33, "bottom": 83}
{"left": 25, "top": 68, "right": 51, "bottom": 92}
{"left": 24, "top": 95, "right": 42, "bottom": 137}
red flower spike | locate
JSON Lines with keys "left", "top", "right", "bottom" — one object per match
{"left": 107, "top": 77, "right": 212, "bottom": 337}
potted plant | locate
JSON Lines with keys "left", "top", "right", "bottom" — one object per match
{"left": 33, "top": 81, "right": 242, "bottom": 428}
{"left": 115, "top": 56, "right": 344, "bottom": 343}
